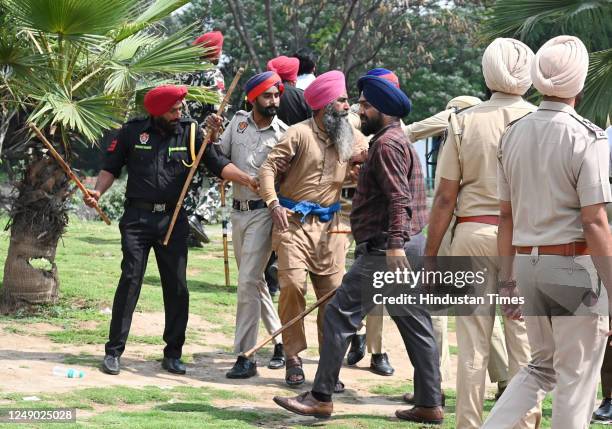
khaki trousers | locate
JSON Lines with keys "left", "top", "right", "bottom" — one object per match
{"left": 483, "top": 253, "right": 608, "bottom": 429}
{"left": 451, "top": 222, "right": 539, "bottom": 429}
{"left": 231, "top": 209, "right": 282, "bottom": 355}
{"left": 278, "top": 268, "right": 343, "bottom": 357}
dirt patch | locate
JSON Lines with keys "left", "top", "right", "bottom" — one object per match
{"left": 0, "top": 311, "right": 496, "bottom": 421}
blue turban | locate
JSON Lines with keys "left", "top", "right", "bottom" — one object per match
{"left": 244, "top": 71, "right": 284, "bottom": 102}
{"left": 366, "top": 68, "right": 400, "bottom": 87}
{"left": 357, "top": 75, "right": 411, "bottom": 117}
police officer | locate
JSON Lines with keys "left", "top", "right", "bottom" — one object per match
{"left": 483, "top": 35, "right": 612, "bottom": 429}
{"left": 425, "top": 38, "right": 540, "bottom": 428}
{"left": 206, "top": 71, "right": 287, "bottom": 379}
{"left": 84, "top": 85, "right": 256, "bottom": 375}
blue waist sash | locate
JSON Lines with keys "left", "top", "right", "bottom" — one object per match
{"left": 278, "top": 196, "right": 340, "bottom": 223}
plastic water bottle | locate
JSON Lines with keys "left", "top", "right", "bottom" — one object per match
{"left": 52, "top": 366, "right": 85, "bottom": 378}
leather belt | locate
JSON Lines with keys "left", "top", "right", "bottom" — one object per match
{"left": 516, "top": 242, "right": 589, "bottom": 256}
{"left": 126, "top": 199, "right": 175, "bottom": 213}
{"left": 456, "top": 215, "right": 499, "bottom": 226}
{"left": 232, "top": 199, "right": 267, "bottom": 211}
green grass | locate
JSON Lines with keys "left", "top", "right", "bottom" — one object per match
{"left": 1, "top": 219, "right": 610, "bottom": 428}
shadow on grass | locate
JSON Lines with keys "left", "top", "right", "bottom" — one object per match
{"left": 141, "top": 276, "right": 238, "bottom": 294}
{"left": 75, "top": 236, "right": 122, "bottom": 245}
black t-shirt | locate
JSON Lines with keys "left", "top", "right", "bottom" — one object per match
{"left": 103, "top": 117, "right": 230, "bottom": 205}
{"left": 277, "top": 84, "right": 312, "bottom": 126}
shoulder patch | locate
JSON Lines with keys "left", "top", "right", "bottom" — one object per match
{"left": 107, "top": 139, "right": 118, "bottom": 152}
{"left": 237, "top": 121, "right": 248, "bottom": 134}
{"left": 569, "top": 113, "right": 606, "bottom": 139}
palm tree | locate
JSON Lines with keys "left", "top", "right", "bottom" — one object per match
{"left": 0, "top": 0, "right": 218, "bottom": 309}
{"left": 482, "top": 0, "right": 611, "bottom": 127}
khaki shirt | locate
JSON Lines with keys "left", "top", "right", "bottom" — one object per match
{"left": 437, "top": 92, "right": 536, "bottom": 217}
{"left": 403, "top": 108, "right": 454, "bottom": 143}
{"left": 216, "top": 110, "right": 287, "bottom": 201}
{"left": 498, "top": 101, "right": 611, "bottom": 246}
{"left": 259, "top": 117, "right": 367, "bottom": 273}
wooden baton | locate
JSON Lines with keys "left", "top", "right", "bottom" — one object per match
{"left": 220, "top": 180, "right": 230, "bottom": 287}
{"left": 28, "top": 123, "right": 111, "bottom": 225}
{"left": 163, "top": 67, "right": 244, "bottom": 246}
{"left": 242, "top": 287, "right": 338, "bottom": 359}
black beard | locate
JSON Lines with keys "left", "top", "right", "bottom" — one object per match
{"left": 360, "top": 113, "right": 384, "bottom": 136}
{"left": 254, "top": 102, "right": 277, "bottom": 118}
{"left": 153, "top": 117, "right": 179, "bottom": 134}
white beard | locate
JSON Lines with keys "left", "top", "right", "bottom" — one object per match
{"left": 323, "top": 104, "right": 354, "bottom": 162}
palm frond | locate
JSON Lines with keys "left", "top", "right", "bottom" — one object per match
{"left": 4, "top": 0, "right": 138, "bottom": 36}
{"left": 579, "top": 49, "right": 612, "bottom": 127}
{"left": 29, "top": 89, "right": 122, "bottom": 143}
{"left": 112, "top": 33, "right": 161, "bottom": 61}
{"left": 481, "top": 0, "right": 610, "bottom": 41}
{"left": 186, "top": 86, "right": 221, "bottom": 106}
{"left": 112, "top": 0, "right": 191, "bottom": 42}
{"left": 123, "top": 25, "right": 204, "bottom": 74}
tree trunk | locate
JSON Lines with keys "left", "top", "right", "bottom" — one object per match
{"left": 1, "top": 146, "right": 70, "bottom": 310}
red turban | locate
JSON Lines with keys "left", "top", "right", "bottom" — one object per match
{"left": 267, "top": 56, "right": 299, "bottom": 82}
{"left": 193, "top": 31, "right": 224, "bottom": 60}
{"left": 143, "top": 85, "right": 187, "bottom": 116}
{"left": 304, "top": 70, "right": 346, "bottom": 110}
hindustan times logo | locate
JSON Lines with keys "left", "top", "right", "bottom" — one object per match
{"left": 372, "top": 268, "right": 487, "bottom": 289}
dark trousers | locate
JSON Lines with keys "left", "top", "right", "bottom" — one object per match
{"left": 602, "top": 317, "right": 612, "bottom": 397}
{"left": 105, "top": 207, "right": 189, "bottom": 359}
{"left": 312, "top": 232, "right": 443, "bottom": 406}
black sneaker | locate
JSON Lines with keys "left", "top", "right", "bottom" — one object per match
{"left": 594, "top": 397, "right": 612, "bottom": 422}
{"left": 226, "top": 356, "right": 257, "bottom": 379}
{"left": 268, "top": 344, "right": 285, "bottom": 369}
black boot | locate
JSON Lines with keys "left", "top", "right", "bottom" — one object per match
{"left": 226, "top": 356, "right": 257, "bottom": 379}
{"left": 188, "top": 215, "right": 210, "bottom": 244}
{"left": 161, "top": 357, "right": 186, "bottom": 374}
{"left": 346, "top": 334, "right": 366, "bottom": 366}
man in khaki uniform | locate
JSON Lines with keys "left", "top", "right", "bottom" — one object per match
{"left": 425, "top": 38, "right": 539, "bottom": 428}
{"left": 206, "top": 72, "right": 287, "bottom": 379}
{"left": 483, "top": 35, "right": 612, "bottom": 429}
{"left": 259, "top": 71, "right": 366, "bottom": 388}
{"left": 401, "top": 95, "right": 512, "bottom": 401}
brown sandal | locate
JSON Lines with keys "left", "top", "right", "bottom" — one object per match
{"left": 285, "top": 356, "right": 305, "bottom": 386}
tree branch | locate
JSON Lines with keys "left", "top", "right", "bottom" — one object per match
{"left": 225, "top": 0, "right": 262, "bottom": 71}
{"left": 264, "top": 0, "right": 278, "bottom": 57}
{"left": 328, "top": 0, "right": 359, "bottom": 69}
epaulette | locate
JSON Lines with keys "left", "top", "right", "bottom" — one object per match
{"left": 506, "top": 112, "right": 532, "bottom": 129}
{"left": 569, "top": 113, "right": 607, "bottom": 139}
{"left": 455, "top": 104, "right": 479, "bottom": 116}
{"left": 276, "top": 118, "right": 289, "bottom": 132}
{"left": 125, "top": 115, "right": 148, "bottom": 124}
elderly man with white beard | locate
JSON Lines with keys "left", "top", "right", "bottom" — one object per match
{"left": 258, "top": 70, "right": 367, "bottom": 389}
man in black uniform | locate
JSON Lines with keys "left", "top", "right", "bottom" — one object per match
{"left": 84, "top": 85, "right": 256, "bottom": 375}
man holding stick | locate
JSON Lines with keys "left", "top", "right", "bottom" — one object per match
{"left": 206, "top": 71, "right": 287, "bottom": 379}
{"left": 272, "top": 74, "right": 444, "bottom": 423}
{"left": 258, "top": 71, "right": 367, "bottom": 389}
{"left": 84, "top": 84, "right": 254, "bottom": 376}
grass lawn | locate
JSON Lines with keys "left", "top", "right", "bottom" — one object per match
{"left": 0, "top": 218, "right": 608, "bottom": 428}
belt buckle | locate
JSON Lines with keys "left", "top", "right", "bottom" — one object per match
{"left": 153, "top": 203, "right": 166, "bottom": 213}
{"left": 239, "top": 200, "right": 250, "bottom": 211}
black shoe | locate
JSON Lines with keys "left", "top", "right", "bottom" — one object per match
{"left": 346, "top": 334, "right": 366, "bottom": 366}
{"left": 370, "top": 353, "right": 394, "bottom": 376}
{"left": 268, "top": 344, "right": 285, "bottom": 369}
{"left": 101, "top": 355, "right": 120, "bottom": 375}
{"left": 226, "top": 356, "right": 257, "bottom": 379}
{"left": 188, "top": 215, "right": 210, "bottom": 244}
{"left": 494, "top": 385, "right": 506, "bottom": 401}
{"left": 161, "top": 357, "right": 186, "bottom": 375}
{"left": 594, "top": 397, "right": 612, "bottom": 422}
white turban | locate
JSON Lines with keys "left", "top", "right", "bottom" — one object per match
{"left": 482, "top": 38, "right": 534, "bottom": 95}
{"left": 446, "top": 95, "right": 482, "bottom": 110}
{"left": 531, "top": 35, "right": 589, "bottom": 98}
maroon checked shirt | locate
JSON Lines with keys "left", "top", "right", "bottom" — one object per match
{"left": 350, "top": 122, "right": 428, "bottom": 249}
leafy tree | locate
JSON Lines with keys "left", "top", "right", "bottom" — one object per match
{"left": 0, "top": 0, "right": 217, "bottom": 309}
